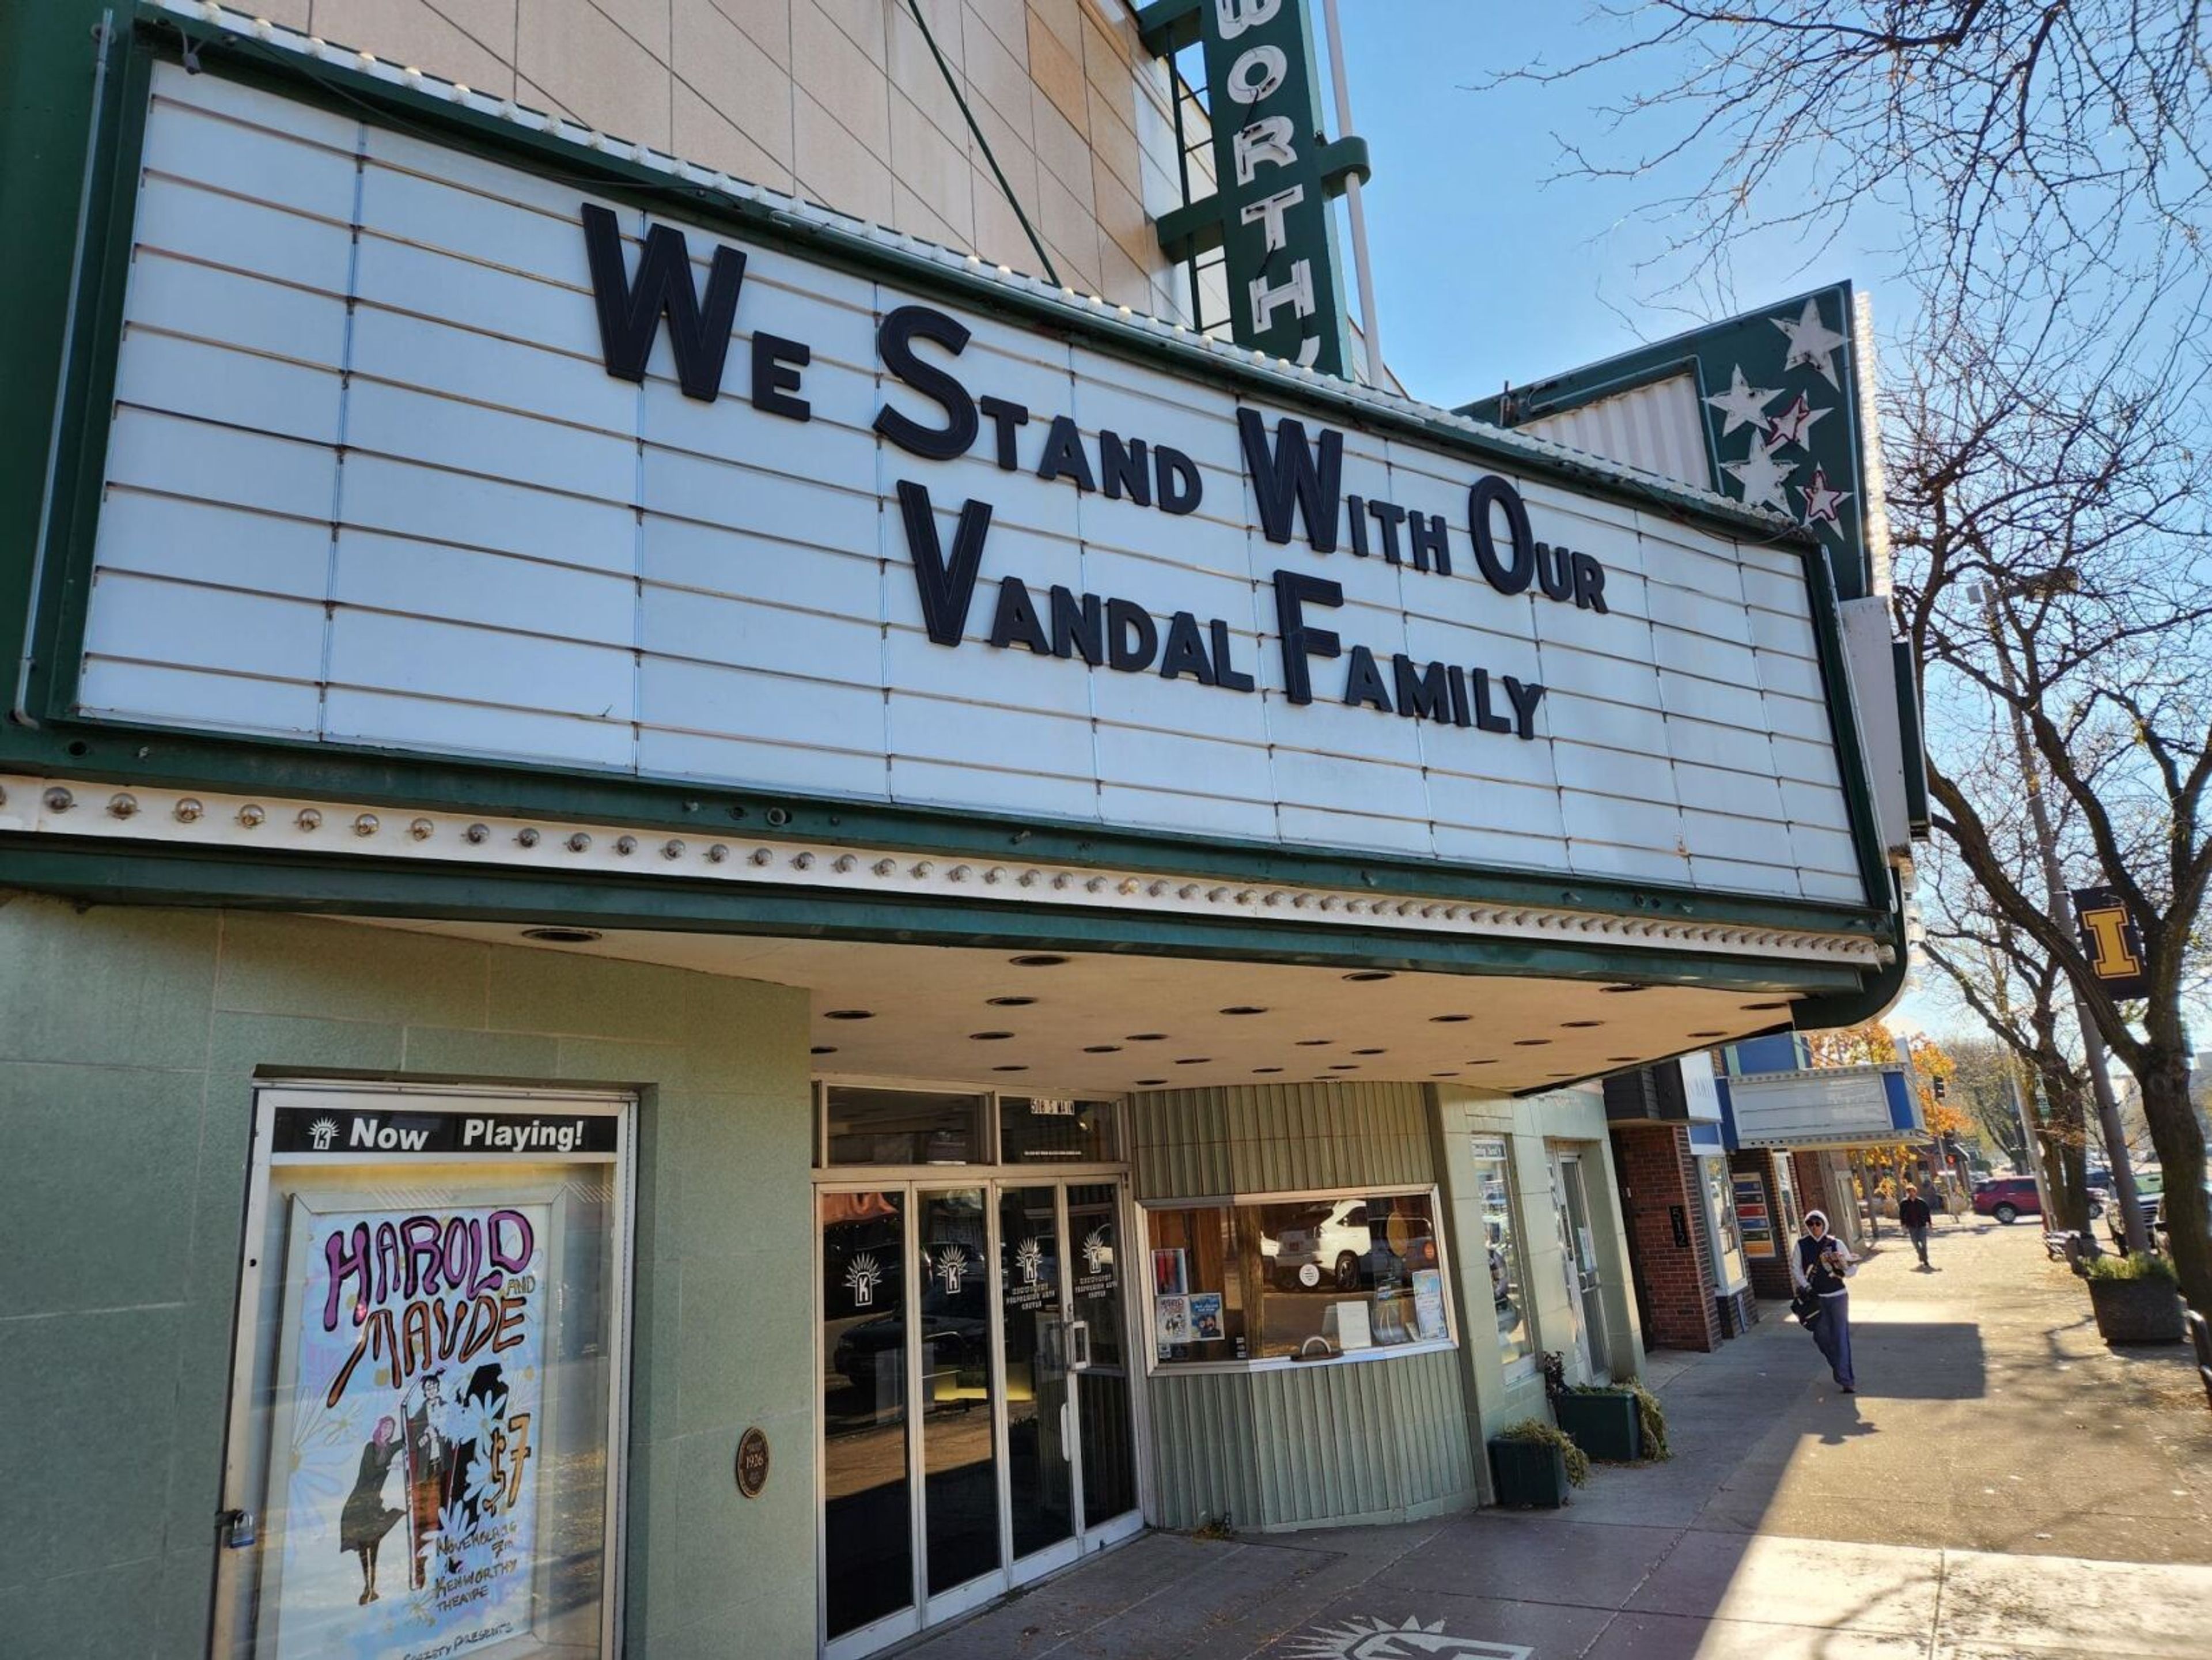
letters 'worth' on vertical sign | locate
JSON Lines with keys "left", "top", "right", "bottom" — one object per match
{"left": 1141, "top": 0, "right": 1369, "bottom": 377}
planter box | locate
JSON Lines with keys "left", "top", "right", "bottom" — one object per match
{"left": 1555, "top": 1390, "right": 1642, "bottom": 1463}
{"left": 1488, "top": 1437, "right": 1570, "bottom": 1508}
{"left": 2089, "top": 1276, "right": 2186, "bottom": 1345}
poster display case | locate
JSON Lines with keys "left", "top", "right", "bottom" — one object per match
{"left": 213, "top": 1086, "right": 633, "bottom": 1660}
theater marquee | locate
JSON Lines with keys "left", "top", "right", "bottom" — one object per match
{"left": 67, "top": 60, "right": 1870, "bottom": 907}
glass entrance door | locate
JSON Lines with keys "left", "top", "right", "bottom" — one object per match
{"left": 999, "top": 1186, "right": 1074, "bottom": 1577}
{"left": 1067, "top": 1182, "right": 1138, "bottom": 1533}
{"left": 820, "top": 1178, "right": 1141, "bottom": 1655}
{"left": 1555, "top": 1154, "right": 1611, "bottom": 1383}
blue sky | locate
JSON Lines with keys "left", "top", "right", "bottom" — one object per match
{"left": 1324, "top": 3, "right": 1897, "bottom": 409}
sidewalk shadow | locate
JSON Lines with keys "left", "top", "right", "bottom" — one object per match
{"left": 1840, "top": 1322, "right": 1986, "bottom": 1401}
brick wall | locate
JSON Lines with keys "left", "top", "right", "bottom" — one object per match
{"left": 1609, "top": 1123, "right": 1722, "bottom": 1351}
{"left": 1732, "top": 1151, "right": 1795, "bottom": 1300}
{"left": 1793, "top": 1149, "right": 1838, "bottom": 1230}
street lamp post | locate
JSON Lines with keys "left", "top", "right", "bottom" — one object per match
{"left": 1975, "top": 583, "right": 2151, "bottom": 1254}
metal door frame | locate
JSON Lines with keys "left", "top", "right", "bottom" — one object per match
{"left": 816, "top": 1173, "right": 1144, "bottom": 1658}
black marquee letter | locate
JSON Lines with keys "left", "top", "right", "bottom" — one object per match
{"left": 1272, "top": 570, "right": 1343, "bottom": 706}
{"left": 1239, "top": 410, "right": 1343, "bottom": 551}
{"left": 873, "top": 306, "right": 978, "bottom": 460}
{"left": 751, "top": 332, "right": 811, "bottom": 421}
{"left": 581, "top": 202, "right": 748, "bottom": 402}
{"left": 893, "top": 480, "right": 992, "bottom": 646}
{"left": 1467, "top": 474, "right": 1536, "bottom": 596}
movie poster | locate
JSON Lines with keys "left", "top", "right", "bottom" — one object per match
{"left": 270, "top": 1200, "right": 551, "bottom": 1659}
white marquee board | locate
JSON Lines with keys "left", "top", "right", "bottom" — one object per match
{"left": 76, "top": 65, "right": 1865, "bottom": 905}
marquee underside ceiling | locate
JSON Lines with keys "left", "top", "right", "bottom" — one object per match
{"left": 350, "top": 917, "right": 1791, "bottom": 1095}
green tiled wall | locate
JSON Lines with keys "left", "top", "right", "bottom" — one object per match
{"left": 0, "top": 895, "right": 814, "bottom": 1658}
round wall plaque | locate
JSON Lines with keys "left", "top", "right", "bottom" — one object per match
{"left": 735, "top": 1427, "right": 770, "bottom": 1499}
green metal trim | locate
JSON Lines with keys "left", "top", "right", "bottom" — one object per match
{"left": 1790, "top": 869, "right": 1910, "bottom": 1030}
{"left": 1135, "top": 0, "right": 1203, "bottom": 58}
{"left": 1798, "top": 542, "right": 1890, "bottom": 910}
{"left": 0, "top": 834, "right": 1874, "bottom": 995}
{"left": 31, "top": 25, "right": 150, "bottom": 727}
{"left": 1, "top": 0, "right": 126, "bottom": 727}
{"left": 0, "top": 11, "right": 1893, "bottom": 978}
{"left": 1892, "top": 637, "right": 1930, "bottom": 837}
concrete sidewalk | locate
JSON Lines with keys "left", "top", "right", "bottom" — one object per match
{"left": 900, "top": 1218, "right": 2212, "bottom": 1658}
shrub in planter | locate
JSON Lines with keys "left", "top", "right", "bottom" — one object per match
{"left": 1555, "top": 1387, "right": 1641, "bottom": 1463}
{"left": 1488, "top": 1418, "right": 1587, "bottom": 1509}
{"left": 2085, "top": 1252, "right": 2186, "bottom": 1345}
{"left": 1626, "top": 1380, "right": 1671, "bottom": 1462}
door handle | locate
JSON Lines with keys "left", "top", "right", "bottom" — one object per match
{"left": 1069, "top": 1319, "right": 1091, "bottom": 1371}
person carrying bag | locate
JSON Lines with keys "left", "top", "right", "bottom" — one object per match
{"left": 1790, "top": 1209, "right": 1857, "bottom": 1393}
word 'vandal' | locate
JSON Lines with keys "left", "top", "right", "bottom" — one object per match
{"left": 579, "top": 206, "right": 1607, "bottom": 740}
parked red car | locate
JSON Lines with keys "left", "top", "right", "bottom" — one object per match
{"left": 1973, "top": 1176, "right": 2041, "bottom": 1224}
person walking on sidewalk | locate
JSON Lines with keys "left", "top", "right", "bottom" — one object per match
{"left": 1899, "top": 1184, "right": 1934, "bottom": 1269}
{"left": 1793, "top": 1209, "right": 1858, "bottom": 1393}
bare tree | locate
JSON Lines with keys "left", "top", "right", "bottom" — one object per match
{"left": 1502, "top": 2, "right": 2212, "bottom": 317}
{"left": 1941, "top": 1033, "right": 2029, "bottom": 1170}
{"left": 1498, "top": 3, "right": 2212, "bottom": 1307}
{"left": 1890, "top": 312, "right": 2212, "bottom": 1300}
{"left": 1920, "top": 877, "right": 2099, "bottom": 1232}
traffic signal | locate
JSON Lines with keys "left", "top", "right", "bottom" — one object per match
{"left": 1931, "top": 1075, "right": 1948, "bottom": 1101}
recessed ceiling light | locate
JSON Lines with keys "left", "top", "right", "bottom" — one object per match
{"left": 1429, "top": 1014, "right": 1471, "bottom": 1024}
{"left": 1010, "top": 954, "right": 1069, "bottom": 967}
{"left": 1600, "top": 984, "right": 1650, "bottom": 995}
{"left": 1353, "top": 1047, "right": 1385, "bottom": 1056}
{"left": 970, "top": 1030, "right": 1016, "bottom": 1041}
{"left": 1562, "top": 1020, "right": 1603, "bottom": 1028}
{"left": 1431, "top": 1071, "right": 1459, "bottom": 1078}
{"left": 1134, "top": 1077, "right": 1167, "bottom": 1086}
{"left": 824, "top": 1009, "right": 874, "bottom": 1021}
{"left": 810, "top": 1045, "right": 836, "bottom": 1056}
{"left": 1175, "top": 1056, "right": 1210, "bottom": 1064}
{"left": 1743, "top": 1001, "right": 1788, "bottom": 1011}
{"left": 1295, "top": 1038, "right": 1333, "bottom": 1046}
{"left": 521, "top": 927, "right": 602, "bottom": 944}
{"left": 1608, "top": 1056, "right": 1640, "bottom": 1062}
{"left": 988, "top": 995, "right": 1037, "bottom": 1007}
{"left": 1219, "top": 1005, "right": 1268, "bottom": 1016}
{"left": 1466, "top": 1059, "right": 1498, "bottom": 1066}
{"left": 1343, "top": 970, "right": 1394, "bottom": 982}
{"left": 993, "top": 1064, "right": 1028, "bottom": 1072}
{"left": 1126, "top": 1033, "right": 1168, "bottom": 1041}
{"left": 1513, "top": 1038, "right": 1552, "bottom": 1047}
{"left": 1328, "top": 1063, "right": 1358, "bottom": 1070}
{"left": 1688, "top": 1030, "right": 1727, "bottom": 1037}
{"left": 1083, "top": 1044, "right": 1122, "bottom": 1053}
{"left": 1253, "top": 1066, "right": 1283, "bottom": 1073}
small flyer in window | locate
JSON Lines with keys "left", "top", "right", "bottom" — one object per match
{"left": 1188, "top": 1291, "right": 1224, "bottom": 1341}
{"left": 1411, "top": 1268, "right": 1446, "bottom": 1340}
{"left": 1153, "top": 1294, "right": 1191, "bottom": 1353}
{"left": 1151, "top": 1248, "right": 1188, "bottom": 1296}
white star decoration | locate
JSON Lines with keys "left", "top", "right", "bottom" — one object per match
{"left": 1705, "top": 364, "right": 1785, "bottom": 436}
{"left": 1764, "top": 390, "right": 1828, "bottom": 449}
{"left": 1723, "top": 433, "right": 1799, "bottom": 513}
{"left": 1774, "top": 296, "right": 1847, "bottom": 388}
{"left": 1797, "top": 464, "right": 1852, "bottom": 530}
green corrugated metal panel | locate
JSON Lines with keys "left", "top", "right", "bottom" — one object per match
{"left": 1149, "top": 1349, "right": 1474, "bottom": 1532}
{"left": 1250, "top": 1348, "right": 1472, "bottom": 1527}
{"left": 1128, "top": 1081, "right": 1437, "bottom": 1201}
{"left": 1128, "top": 1088, "right": 1231, "bottom": 1198}
{"left": 1146, "top": 1368, "right": 1261, "bottom": 1528}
